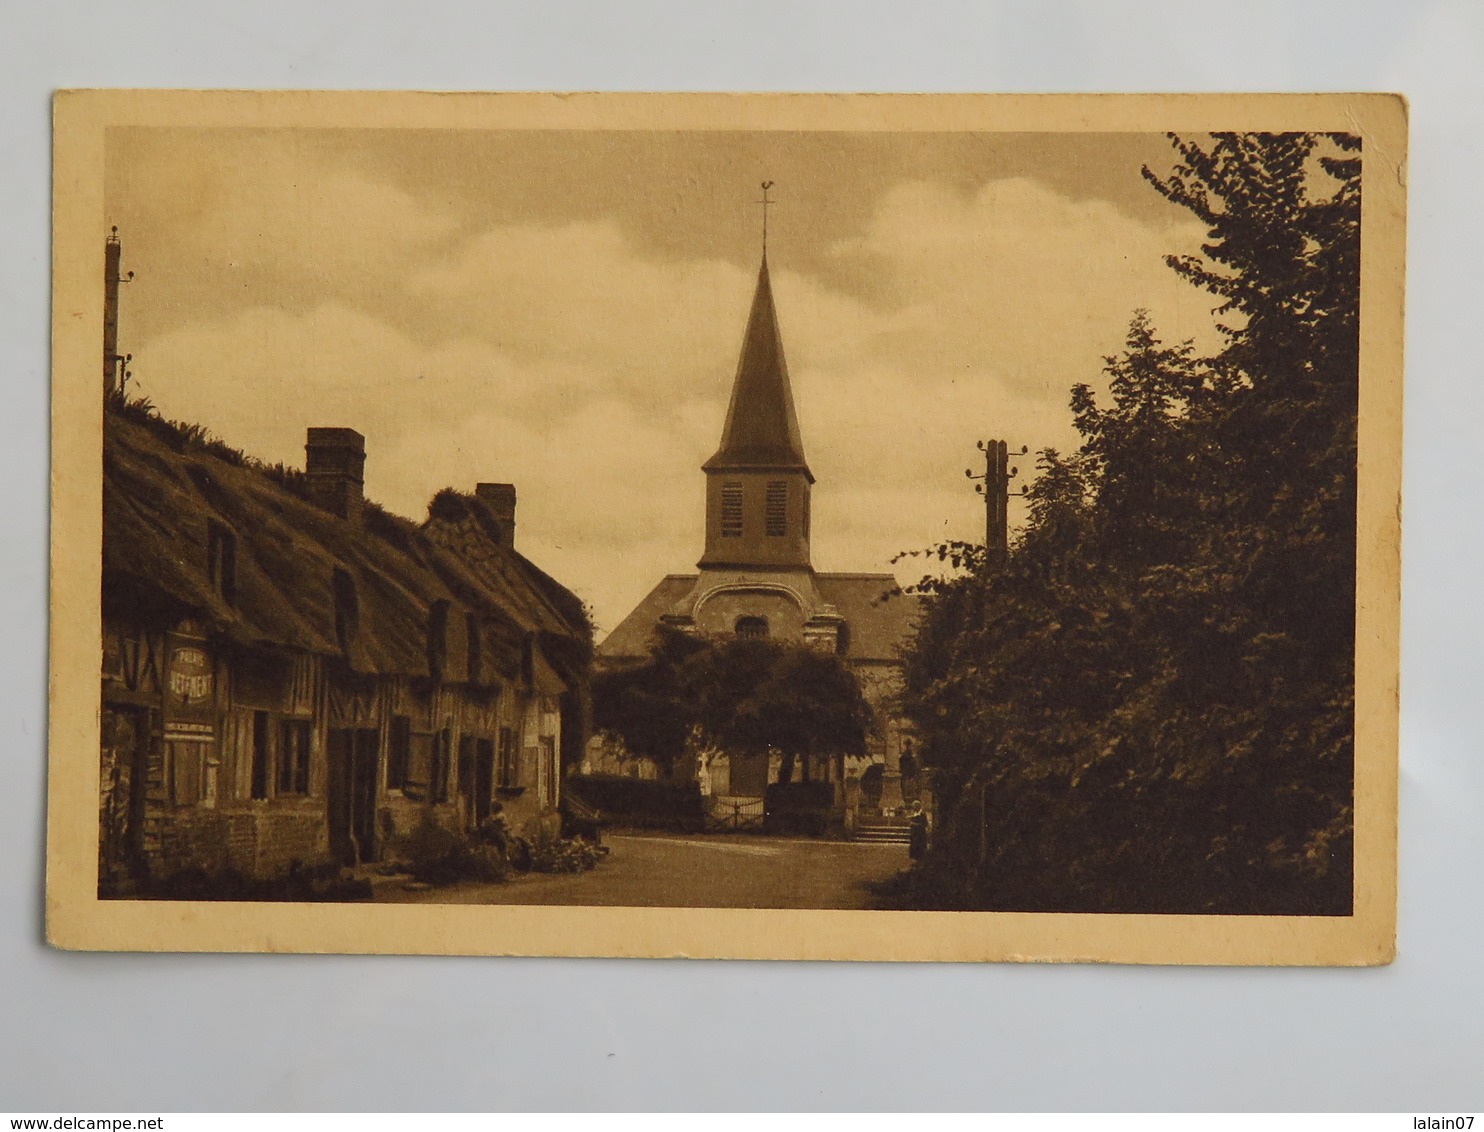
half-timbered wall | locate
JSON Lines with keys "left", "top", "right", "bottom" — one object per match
{"left": 101, "top": 612, "right": 573, "bottom": 886}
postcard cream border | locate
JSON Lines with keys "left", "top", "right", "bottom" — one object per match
{"left": 47, "top": 91, "right": 1404, "bottom": 963}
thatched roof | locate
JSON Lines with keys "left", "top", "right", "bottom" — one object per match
{"left": 103, "top": 410, "right": 591, "bottom": 685}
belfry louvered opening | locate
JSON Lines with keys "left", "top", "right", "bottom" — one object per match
{"left": 721, "top": 481, "right": 744, "bottom": 537}
{"left": 765, "top": 481, "right": 787, "bottom": 536}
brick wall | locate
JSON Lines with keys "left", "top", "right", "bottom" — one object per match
{"left": 152, "top": 806, "right": 331, "bottom": 880}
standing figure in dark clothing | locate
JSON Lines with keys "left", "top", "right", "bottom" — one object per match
{"left": 908, "top": 800, "right": 929, "bottom": 860}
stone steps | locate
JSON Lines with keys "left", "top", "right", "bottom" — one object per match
{"left": 853, "top": 820, "right": 913, "bottom": 845}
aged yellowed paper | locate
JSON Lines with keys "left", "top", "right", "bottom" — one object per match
{"left": 48, "top": 91, "right": 1404, "bottom": 962}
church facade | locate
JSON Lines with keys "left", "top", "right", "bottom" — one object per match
{"left": 595, "top": 252, "right": 923, "bottom": 822}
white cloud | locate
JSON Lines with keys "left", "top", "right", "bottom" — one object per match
{"left": 128, "top": 171, "right": 1220, "bottom": 633}
{"left": 112, "top": 136, "right": 459, "bottom": 289}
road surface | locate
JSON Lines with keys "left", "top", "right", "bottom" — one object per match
{"left": 377, "top": 831, "right": 909, "bottom": 909}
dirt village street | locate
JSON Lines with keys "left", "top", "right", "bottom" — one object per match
{"left": 375, "top": 832, "right": 911, "bottom": 910}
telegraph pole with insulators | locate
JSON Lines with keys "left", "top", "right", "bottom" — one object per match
{"left": 965, "top": 438, "right": 1028, "bottom": 567}
{"left": 103, "top": 226, "right": 134, "bottom": 398}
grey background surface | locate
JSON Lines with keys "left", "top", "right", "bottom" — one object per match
{"left": 3, "top": 0, "right": 1480, "bottom": 1112}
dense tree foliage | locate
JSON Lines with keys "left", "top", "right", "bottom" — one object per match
{"left": 593, "top": 631, "right": 873, "bottom": 782}
{"left": 899, "top": 133, "right": 1360, "bottom": 914}
{"left": 590, "top": 626, "right": 710, "bottom": 777}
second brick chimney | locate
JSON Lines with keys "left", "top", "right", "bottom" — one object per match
{"left": 476, "top": 482, "right": 517, "bottom": 548}
{"left": 306, "top": 428, "right": 366, "bottom": 523}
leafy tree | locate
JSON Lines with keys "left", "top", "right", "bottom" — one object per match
{"left": 594, "top": 631, "right": 873, "bottom": 786}
{"left": 590, "top": 625, "right": 708, "bottom": 778}
{"left": 898, "top": 133, "right": 1360, "bottom": 915}
{"left": 686, "top": 638, "right": 874, "bottom": 784}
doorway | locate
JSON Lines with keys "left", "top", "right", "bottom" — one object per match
{"left": 457, "top": 736, "right": 497, "bottom": 830}
{"left": 474, "top": 738, "right": 495, "bottom": 826}
{"left": 327, "top": 727, "right": 381, "bottom": 865}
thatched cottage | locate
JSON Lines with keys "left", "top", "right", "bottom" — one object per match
{"left": 99, "top": 405, "right": 593, "bottom": 891}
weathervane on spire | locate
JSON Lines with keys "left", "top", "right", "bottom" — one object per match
{"left": 757, "top": 180, "right": 776, "bottom": 252}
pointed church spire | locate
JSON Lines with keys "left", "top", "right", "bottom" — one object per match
{"left": 703, "top": 252, "right": 813, "bottom": 482}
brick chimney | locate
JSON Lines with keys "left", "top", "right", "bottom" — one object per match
{"left": 475, "top": 482, "right": 517, "bottom": 548}
{"left": 305, "top": 428, "right": 366, "bottom": 523}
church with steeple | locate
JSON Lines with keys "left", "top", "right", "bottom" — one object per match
{"left": 596, "top": 242, "right": 923, "bottom": 813}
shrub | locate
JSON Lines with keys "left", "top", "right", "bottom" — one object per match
{"left": 395, "top": 812, "right": 508, "bottom": 886}
{"left": 565, "top": 773, "right": 705, "bottom": 831}
{"left": 527, "top": 830, "right": 607, "bottom": 875}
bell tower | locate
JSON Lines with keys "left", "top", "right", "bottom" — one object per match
{"left": 698, "top": 252, "right": 814, "bottom": 571}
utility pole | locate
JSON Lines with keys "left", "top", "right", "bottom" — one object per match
{"left": 965, "top": 438, "right": 1028, "bottom": 567}
{"left": 103, "top": 226, "right": 134, "bottom": 398}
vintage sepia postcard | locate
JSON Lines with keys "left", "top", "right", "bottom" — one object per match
{"left": 47, "top": 91, "right": 1404, "bottom": 963}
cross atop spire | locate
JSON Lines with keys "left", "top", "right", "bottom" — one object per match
{"left": 757, "top": 180, "right": 775, "bottom": 253}
{"left": 702, "top": 251, "right": 812, "bottom": 481}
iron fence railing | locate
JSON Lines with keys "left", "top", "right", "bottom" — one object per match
{"left": 705, "top": 795, "right": 765, "bottom": 831}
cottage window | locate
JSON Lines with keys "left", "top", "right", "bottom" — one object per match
{"left": 720, "top": 482, "right": 744, "bottom": 537}
{"left": 735, "top": 616, "right": 769, "bottom": 640}
{"left": 405, "top": 732, "right": 433, "bottom": 799}
{"left": 277, "top": 719, "right": 311, "bottom": 795}
{"left": 332, "top": 568, "right": 359, "bottom": 654}
{"left": 430, "top": 728, "right": 453, "bottom": 803}
{"left": 250, "top": 710, "right": 270, "bottom": 800}
{"left": 207, "top": 520, "right": 237, "bottom": 606}
{"left": 765, "top": 481, "right": 787, "bottom": 536}
{"left": 497, "top": 725, "right": 518, "bottom": 788}
{"left": 387, "top": 715, "right": 412, "bottom": 791}
{"left": 427, "top": 600, "right": 451, "bottom": 681}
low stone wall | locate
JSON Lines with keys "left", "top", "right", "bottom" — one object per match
{"left": 379, "top": 794, "right": 464, "bottom": 843}
{"left": 152, "top": 805, "right": 331, "bottom": 881}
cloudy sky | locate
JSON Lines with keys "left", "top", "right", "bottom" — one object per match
{"left": 106, "top": 127, "right": 1217, "bottom": 635}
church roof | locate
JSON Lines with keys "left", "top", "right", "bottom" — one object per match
{"left": 702, "top": 255, "right": 812, "bottom": 480}
{"left": 597, "top": 575, "right": 700, "bottom": 662}
{"left": 596, "top": 572, "right": 921, "bottom": 665}
{"left": 813, "top": 574, "right": 922, "bottom": 662}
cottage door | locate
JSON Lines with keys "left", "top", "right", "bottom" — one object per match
{"left": 456, "top": 735, "right": 476, "bottom": 830}
{"left": 326, "top": 728, "right": 353, "bottom": 865}
{"left": 473, "top": 739, "right": 495, "bottom": 826}
{"left": 350, "top": 728, "right": 381, "bottom": 863}
{"left": 99, "top": 706, "right": 150, "bottom": 886}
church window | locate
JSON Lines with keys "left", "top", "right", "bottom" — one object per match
{"left": 735, "top": 616, "right": 769, "bottom": 640}
{"left": 721, "top": 482, "right": 744, "bottom": 537}
{"left": 765, "top": 481, "right": 787, "bottom": 536}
